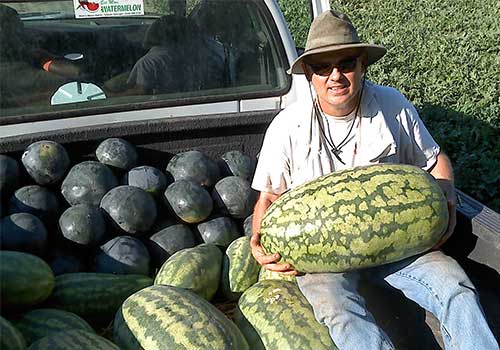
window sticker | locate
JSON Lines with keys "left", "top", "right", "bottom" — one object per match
{"left": 73, "top": 0, "right": 144, "bottom": 18}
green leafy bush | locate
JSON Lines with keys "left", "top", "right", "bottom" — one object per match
{"left": 278, "top": 0, "right": 500, "bottom": 212}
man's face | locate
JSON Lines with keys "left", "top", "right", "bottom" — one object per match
{"left": 303, "top": 49, "right": 366, "bottom": 117}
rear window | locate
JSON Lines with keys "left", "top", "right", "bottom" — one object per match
{"left": 0, "top": 0, "right": 290, "bottom": 123}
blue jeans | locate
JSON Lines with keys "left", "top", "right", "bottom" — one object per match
{"left": 296, "top": 251, "right": 499, "bottom": 350}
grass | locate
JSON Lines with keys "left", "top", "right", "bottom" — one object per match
{"left": 278, "top": 0, "right": 500, "bottom": 212}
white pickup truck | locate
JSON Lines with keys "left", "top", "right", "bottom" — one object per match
{"left": 0, "top": 0, "right": 498, "bottom": 348}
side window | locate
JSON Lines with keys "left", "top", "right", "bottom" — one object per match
{"left": 0, "top": 0, "right": 290, "bottom": 122}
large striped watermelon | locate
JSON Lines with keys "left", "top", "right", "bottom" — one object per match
{"left": 154, "top": 243, "right": 222, "bottom": 301}
{"left": 235, "top": 280, "right": 336, "bottom": 350}
{"left": 15, "top": 308, "right": 94, "bottom": 345}
{"left": 121, "top": 284, "right": 249, "bottom": 350}
{"left": 29, "top": 329, "right": 119, "bottom": 350}
{"left": 260, "top": 164, "right": 448, "bottom": 273}
{"left": 0, "top": 251, "right": 55, "bottom": 310}
{"left": 48, "top": 273, "right": 153, "bottom": 320}
{"left": 258, "top": 267, "right": 296, "bottom": 283}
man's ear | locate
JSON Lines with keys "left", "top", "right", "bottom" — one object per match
{"left": 302, "top": 62, "right": 313, "bottom": 81}
{"left": 360, "top": 53, "right": 369, "bottom": 74}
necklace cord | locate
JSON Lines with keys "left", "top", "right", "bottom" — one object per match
{"left": 313, "top": 78, "right": 365, "bottom": 165}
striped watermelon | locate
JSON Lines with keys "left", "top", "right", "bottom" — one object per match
{"left": 0, "top": 316, "right": 27, "bottom": 350}
{"left": 260, "top": 164, "right": 448, "bottom": 273}
{"left": 121, "top": 284, "right": 249, "bottom": 350}
{"left": 48, "top": 273, "right": 153, "bottom": 320}
{"left": 235, "top": 280, "right": 336, "bottom": 350}
{"left": 258, "top": 267, "right": 296, "bottom": 283}
{"left": 232, "top": 308, "right": 265, "bottom": 350}
{"left": 154, "top": 243, "right": 222, "bottom": 301}
{"left": 15, "top": 308, "right": 94, "bottom": 345}
{"left": 0, "top": 251, "right": 54, "bottom": 310}
{"left": 29, "top": 329, "right": 119, "bottom": 350}
{"left": 221, "top": 236, "right": 260, "bottom": 300}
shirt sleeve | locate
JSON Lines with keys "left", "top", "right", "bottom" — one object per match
{"left": 251, "top": 117, "right": 291, "bottom": 195}
{"left": 127, "top": 56, "right": 154, "bottom": 90}
{"left": 402, "top": 102, "right": 441, "bottom": 170}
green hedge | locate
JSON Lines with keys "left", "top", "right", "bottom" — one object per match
{"left": 278, "top": 0, "right": 500, "bottom": 212}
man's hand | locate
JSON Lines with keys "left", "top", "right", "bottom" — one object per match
{"left": 250, "top": 232, "right": 298, "bottom": 276}
{"left": 251, "top": 191, "right": 298, "bottom": 276}
{"left": 432, "top": 179, "right": 457, "bottom": 250}
{"left": 429, "top": 152, "right": 456, "bottom": 250}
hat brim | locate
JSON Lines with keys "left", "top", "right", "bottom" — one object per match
{"left": 287, "top": 43, "right": 387, "bottom": 74}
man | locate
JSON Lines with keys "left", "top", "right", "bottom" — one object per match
{"left": 126, "top": 15, "right": 226, "bottom": 95}
{"left": 250, "top": 10, "right": 498, "bottom": 350}
{"left": 0, "top": 4, "right": 80, "bottom": 108}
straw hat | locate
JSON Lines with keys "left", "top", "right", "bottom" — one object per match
{"left": 289, "top": 10, "right": 386, "bottom": 74}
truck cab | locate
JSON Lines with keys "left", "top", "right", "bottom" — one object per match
{"left": 0, "top": 0, "right": 498, "bottom": 348}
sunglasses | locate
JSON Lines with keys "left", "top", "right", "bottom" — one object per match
{"left": 307, "top": 57, "right": 360, "bottom": 76}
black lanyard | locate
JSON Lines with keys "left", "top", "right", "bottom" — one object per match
{"left": 313, "top": 81, "right": 364, "bottom": 165}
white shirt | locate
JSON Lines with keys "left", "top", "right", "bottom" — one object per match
{"left": 252, "top": 81, "right": 440, "bottom": 195}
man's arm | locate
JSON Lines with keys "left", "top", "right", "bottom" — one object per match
{"left": 429, "top": 151, "right": 457, "bottom": 249}
{"left": 250, "top": 191, "right": 297, "bottom": 275}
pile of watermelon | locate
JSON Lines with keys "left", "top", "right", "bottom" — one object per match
{"left": 0, "top": 139, "right": 331, "bottom": 350}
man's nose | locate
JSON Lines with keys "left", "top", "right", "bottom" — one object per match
{"left": 328, "top": 67, "right": 342, "bottom": 80}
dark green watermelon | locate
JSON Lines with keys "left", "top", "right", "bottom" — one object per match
{"left": 197, "top": 215, "right": 241, "bottom": 248}
{"left": 61, "top": 161, "right": 118, "bottom": 206}
{"left": 100, "top": 186, "right": 157, "bottom": 234}
{"left": 113, "top": 307, "right": 142, "bottom": 350}
{"left": 212, "top": 176, "right": 257, "bottom": 219}
{"left": 0, "top": 213, "right": 48, "bottom": 255}
{"left": 9, "top": 185, "right": 60, "bottom": 223}
{"left": 96, "top": 138, "right": 138, "bottom": 171}
{"left": 147, "top": 220, "right": 197, "bottom": 268}
{"left": 29, "top": 329, "right": 119, "bottom": 350}
{"left": 243, "top": 214, "right": 253, "bottom": 237}
{"left": 58, "top": 205, "right": 106, "bottom": 246}
{"left": 122, "top": 165, "right": 168, "bottom": 198}
{"left": 163, "top": 180, "right": 213, "bottom": 224}
{"left": 166, "top": 150, "right": 220, "bottom": 187}
{"left": 0, "top": 155, "right": 20, "bottom": 199}
{"left": 21, "top": 140, "right": 70, "bottom": 185}
{"left": 0, "top": 315, "right": 27, "bottom": 350}
{"left": 15, "top": 308, "right": 95, "bottom": 345}
{"left": 47, "top": 249, "right": 86, "bottom": 276}
{"left": 218, "top": 150, "right": 256, "bottom": 181}
{"left": 94, "top": 236, "right": 150, "bottom": 275}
